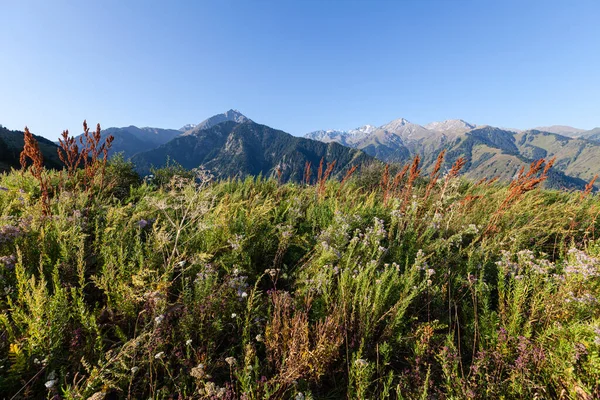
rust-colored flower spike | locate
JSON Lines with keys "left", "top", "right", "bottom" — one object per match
{"left": 486, "top": 157, "right": 552, "bottom": 235}
{"left": 337, "top": 165, "right": 357, "bottom": 196}
{"left": 317, "top": 157, "right": 324, "bottom": 184}
{"left": 408, "top": 154, "right": 421, "bottom": 185}
{"left": 448, "top": 157, "right": 466, "bottom": 179}
{"left": 391, "top": 164, "right": 410, "bottom": 193}
{"left": 380, "top": 164, "right": 390, "bottom": 205}
{"left": 543, "top": 156, "right": 556, "bottom": 175}
{"left": 303, "top": 161, "right": 312, "bottom": 185}
{"left": 57, "top": 129, "right": 81, "bottom": 176}
{"left": 582, "top": 174, "right": 598, "bottom": 198}
{"left": 20, "top": 127, "right": 44, "bottom": 177}
{"left": 399, "top": 154, "right": 421, "bottom": 213}
{"left": 475, "top": 177, "right": 488, "bottom": 186}
{"left": 424, "top": 150, "right": 446, "bottom": 201}
{"left": 20, "top": 127, "right": 50, "bottom": 214}
{"left": 317, "top": 159, "right": 336, "bottom": 198}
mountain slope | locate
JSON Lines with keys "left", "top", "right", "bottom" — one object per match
{"left": 132, "top": 120, "right": 373, "bottom": 181}
{"left": 424, "top": 119, "right": 477, "bottom": 136}
{"left": 0, "top": 125, "right": 62, "bottom": 172}
{"left": 79, "top": 126, "right": 182, "bottom": 159}
{"left": 579, "top": 127, "right": 600, "bottom": 142}
{"left": 532, "top": 125, "right": 586, "bottom": 137}
{"left": 305, "top": 118, "right": 598, "bottom": 190}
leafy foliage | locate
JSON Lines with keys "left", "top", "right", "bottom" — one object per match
{"left": 1, "top": 148, "right": 600, "bottom": 399}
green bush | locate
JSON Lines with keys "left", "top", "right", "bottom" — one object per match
{"left": 1, "top": 164, "right": 599, "bottom": 399}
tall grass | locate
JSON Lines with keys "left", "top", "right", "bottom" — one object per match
{"left": 1, "top": 141, "right": 600, "bottom": 398}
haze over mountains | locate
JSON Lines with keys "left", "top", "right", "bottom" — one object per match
{"left": 2, "top": 111, "right": 600, "bottom": 190}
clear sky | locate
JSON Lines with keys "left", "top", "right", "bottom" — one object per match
{"left": 1, "top": 0, "right": 599, "bottom": 140}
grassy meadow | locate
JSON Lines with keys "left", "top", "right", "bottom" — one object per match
{"left": 1, "top": 133, "right": 600, "bottom": 399}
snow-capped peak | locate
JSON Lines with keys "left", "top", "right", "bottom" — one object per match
{"left": 179, "top": 123, "right": 197, "bottom": 132}
{"left": 348, "top": 124, "right": 377, "bottom": 136}
{"left": 425, "top": 119, "right": 476, "bottom": 135}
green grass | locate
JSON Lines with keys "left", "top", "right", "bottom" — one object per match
{"left": 1, "top": 162, "right": 600, "bottom": 399}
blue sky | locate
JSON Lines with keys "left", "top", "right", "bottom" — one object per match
{"left": 1, "top": 0, "right": 599, "bottom": 139}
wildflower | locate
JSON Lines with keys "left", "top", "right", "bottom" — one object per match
{"left": 225, "top": 356, "right": 236, "bottom": 366}
{"left": 0, "top": 187, "right": 7, "bottom": 191}
{"left": 45, "top": 380, "right": 57, "bottom": 389}
{"left": 295, "top": 393, "right": 305, "bottom": 400}
{"left": 355, "top": 358, "right": 368, "bottom": 367}
{"left": 255, "top": 334, "right": 264, "bottom": 342}
{"left": 131, "top": 366, "right": 139, "bottom": 374}
{"left": 0, "top": 224, "right": 23, "bottom": 244}
{"left": 231, "top": 313, "right": 237, "bottom": 318}
{"left": 564, "top": 248, "right": 599, "bottom": 278}
{"left": 154, "top": 352, "right": 165, "bottom": 359}
{"left": 191, "top": 363, "right": 205, "bottom": 379}
{"left": 136, "top": 219, "right": 148, "bottom": 229}
{"left": 203, "top": 382, "right": 217, "bottom": 395}
{"left": 154, "top": 314, "right": 165, "bottom": 325}
{"left": 241, "top": 291, "right": 248, "bottom": 299}
{"left": 265, "top": 268, "right": 279, "bottom": 278}
{"left": 0, "top": 255, "right": 16, "bottom": 270}
{"left": 594, "top": 328, "right": 600, "bottom": 345}
{"left": 228, "top": 234, "right": 243, "bottom": 250}
{"left": 186, "top": 339, "right": 193, "bottom": 346}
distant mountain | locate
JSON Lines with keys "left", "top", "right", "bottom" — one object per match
{"left": 425, "top": 119, "right": 477, "bottom": 136}
{"left": 305, "top": 118, "right": 600, "bottom": 190}
{"left": 179, "top": 124, "right": 197, "bottom": 132}
{"left": 182, "top": 109, "right": 249, "bottom": 135}
{"left": 579, "top": 127, "right": 600, "bottom": 142}
{"left": 133, "top": 120, "right": 373, "bottom": 181}
{"left": 532, "top": 125, "right": 586, "bottom": 137}
{"left": 0, "top": 125, "right": 62, "bottom": 172}
{"left": 304, "top": 125, "right": 377, "bottom": 146}
{"left": 77, "top": 126, "right": 182, "bottom": 159}
{"left": 86, "top": 110, "right": 250, "bottom": 158}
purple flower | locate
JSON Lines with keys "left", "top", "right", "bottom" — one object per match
{"left": 0, "top": 187, "right": 8, "bottom": 192}
{"left": 136, "top": 219, "right": 148, "bottom": 229}
{"left": 0, "top": 254, "right": 16, "bottom": 269}
{"left": 0, "top": 225, "right": 23, "bottom": 244}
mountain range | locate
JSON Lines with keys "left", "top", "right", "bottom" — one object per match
{"left": 305, "top": 118, "right": 600, "bottom": 189}
{"left": 2, "top": 111, "right": 600, "bottom": 190}
{"left": 132, "top": 119, "right": 371, "bottom": 181}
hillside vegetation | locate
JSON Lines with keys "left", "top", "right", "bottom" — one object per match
{"left": 0, "top": 125, "right": 62, "bottom": 173}
{"left": 1, "top": 130, "right": 600, "bottom": 399}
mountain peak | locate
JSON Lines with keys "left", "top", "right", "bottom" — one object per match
{"left": 425, "top": 119, "right": 476, "bottom": 135}
{"left": 348, "top": 124, "right": 377, "bottom": 136}
{"left": 183, "top": 110, "right": 250, "bottom": 135}
{"left": 179, "top": 123, "right": 197, "bottom": 132}
{"left": 224, "top": 109, "right": 246, "bottom": 119}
